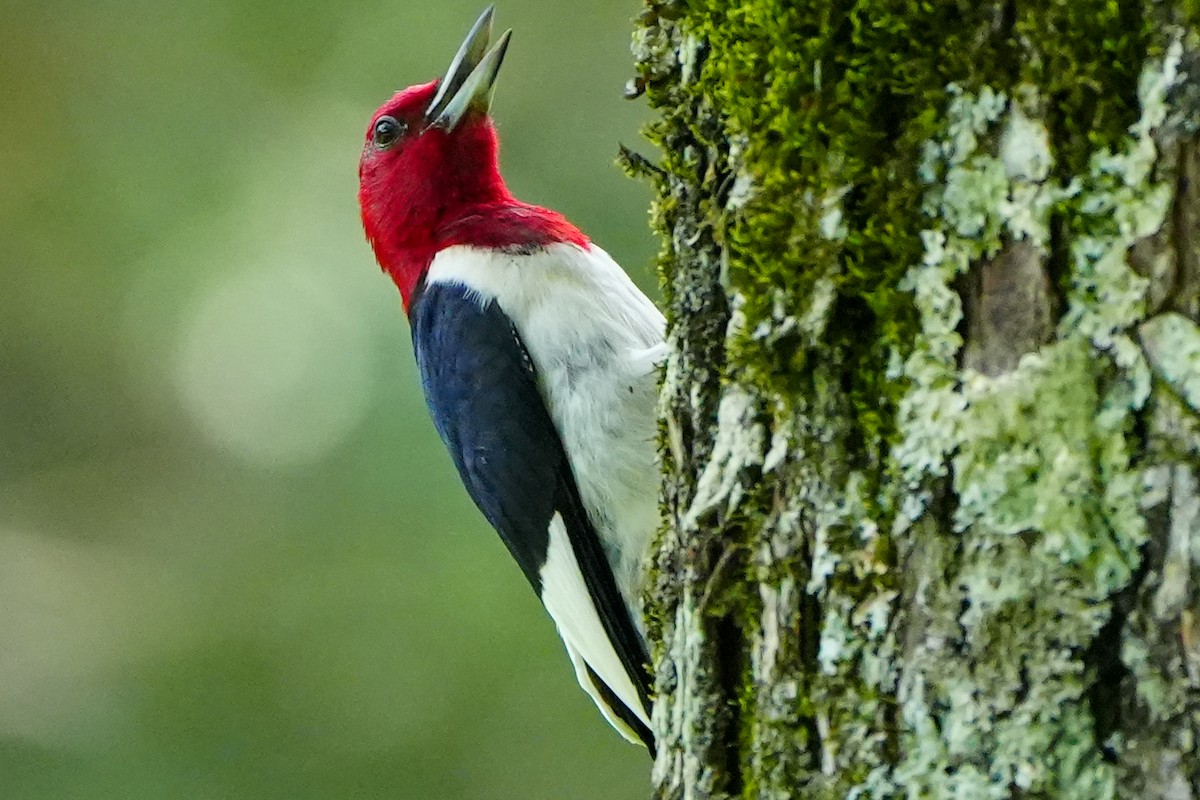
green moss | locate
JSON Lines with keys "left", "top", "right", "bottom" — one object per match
{"left": 1014, "top": 0, "right": 1159, "bottom": 178}
{"left": 637, "top": 1, "right": 1157, "bottom": 520}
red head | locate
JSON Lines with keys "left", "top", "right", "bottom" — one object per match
{"left": 358, "top": 8, "right": 587, "bottom": 310}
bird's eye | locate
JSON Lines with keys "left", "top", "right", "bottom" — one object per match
{"left": 373, "top": 116, "right": 404, "bottom": 148}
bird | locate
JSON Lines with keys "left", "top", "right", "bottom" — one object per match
{"left": 356, "top": 7, "right": 664, "bottom": 752}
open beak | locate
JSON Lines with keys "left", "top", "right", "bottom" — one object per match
{"left": 425, "top": 6, "right": 512, "bottom": 131}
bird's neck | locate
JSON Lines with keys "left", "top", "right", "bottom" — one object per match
{"left": 368, "top": 179, "right": 515, "bottom": 310}
{"left": 368, "top": 191, "right": 590, "bottom": 313}
{"left": 360, "top": 119, "right": 516, "bottom": 308}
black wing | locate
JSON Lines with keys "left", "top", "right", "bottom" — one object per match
{"left": 409, "top": 279, "right": 653, "bottom": 749}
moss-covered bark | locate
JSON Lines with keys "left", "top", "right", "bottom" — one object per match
{"left": 629, "top": 2, "right": 1200, "bottom": 797}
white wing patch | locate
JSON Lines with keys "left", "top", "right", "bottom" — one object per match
{"left": 540, "top": 513, "right": 651, "bottom": 740}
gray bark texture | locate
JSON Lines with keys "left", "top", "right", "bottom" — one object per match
{"left": 626, "top": 1, "right": 1200, "bottom": 797}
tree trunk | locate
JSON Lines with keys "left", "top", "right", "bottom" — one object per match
{"left": 628, "top": 2, "right": 1200, "bottom": 797}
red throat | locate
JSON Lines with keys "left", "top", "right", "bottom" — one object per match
{"left": 358, "top": 83, "right": 588, "bottom": 311}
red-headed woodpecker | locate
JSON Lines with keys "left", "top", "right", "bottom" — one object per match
{"left": 357, "top": 7, "right": 663, "bottom": 751}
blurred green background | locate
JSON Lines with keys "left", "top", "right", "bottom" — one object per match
{"left": 0, "top": 1, "right": 658, "bottom": 797}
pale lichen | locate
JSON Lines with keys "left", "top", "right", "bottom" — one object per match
{"left": 1140, "top": 312, "right": 1200, "bottom": 414}
{"left": 895, "top": 84, "right": 1075, "bottom": 500}
{"left": 888, "top": 40, "right": 1191, "bottom": 798}
{"left": 683, "top": 302, "right": 767, "bottom": 528}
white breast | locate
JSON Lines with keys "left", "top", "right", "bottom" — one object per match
{"left": 425, "top": 242, "right": 665, "bottom": 619}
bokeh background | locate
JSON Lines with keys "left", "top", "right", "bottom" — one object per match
{"left": 1, "top": 1, "right": 658, "bottom": 797}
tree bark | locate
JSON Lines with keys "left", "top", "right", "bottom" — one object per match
{"left": 628, "top": 2, "right": 1200, "bottom": 797}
